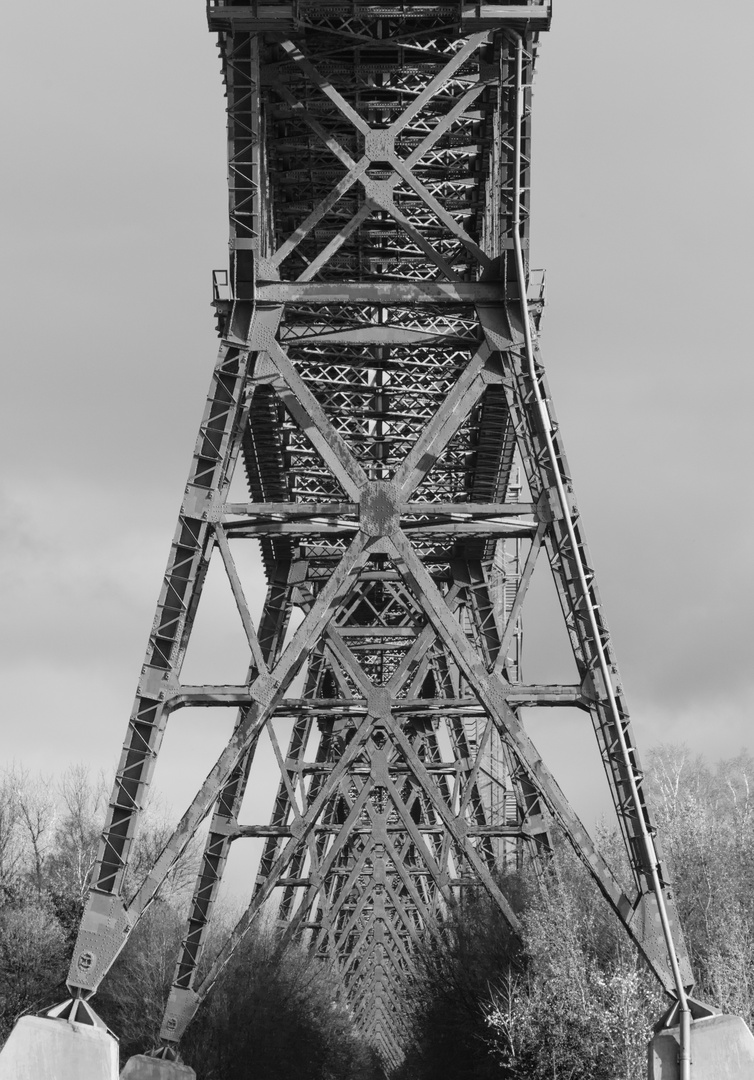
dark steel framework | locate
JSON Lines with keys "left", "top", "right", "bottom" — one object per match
{"left": 60, "top": 1, "right": 695, "bottom": 1067}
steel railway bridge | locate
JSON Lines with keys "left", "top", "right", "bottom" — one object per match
{"left": 1, "top": 2, "right": 752, "bottom": 1079}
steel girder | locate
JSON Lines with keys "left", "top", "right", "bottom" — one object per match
{"left": 61, "top": 0, "right": 693, "bottom": 1067}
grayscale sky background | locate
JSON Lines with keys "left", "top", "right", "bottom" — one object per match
{"left": 1, "top": 0, "right": 753, "bottom": 879}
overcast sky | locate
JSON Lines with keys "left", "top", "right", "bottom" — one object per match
{"left": 1, "top": 0, "right": 752, "bottom": 858}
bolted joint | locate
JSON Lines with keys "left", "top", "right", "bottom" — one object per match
{"left": 535, "top": 487, "right": 554, "bottom": 523}
{"left": 181, "top": 485, "right": 223, "bottom": 522}
{"left": 359, "top": 481, "right": 400, "bottom": 538}
{"left": 369, "top": 749, "right": 391, "bottom": 788}
{"left": 581, "top": 664, "right": 621, "bottom": 703}
{"left": 139, "top": 666, "right": 179, "bottom": 703}
{"left": 250, "top": 672, "right": 280, "bottom": 706}
{"left": 67, "top": 891, "right": 135, "bottom": 994}
{"left": 361, "top": 176, "right": 397, "bottom": 209}
{"left": 160, "top": 986, "right": 202, "bottom": 1046}
{"left": 367, "top": 685, "right": 392, "bottom": 718}
{"left": 364, "top": 130, "right": 393, "bottom": 160}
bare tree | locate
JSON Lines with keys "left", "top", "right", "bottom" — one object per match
{"left": 0, "top": 769, "right": 23, "bottom": 900}
{"left": 45, "top": 764, "right": 107, "bottom": 906}
{"left": 14, "top": 767, "right": 56, "bottom": 898}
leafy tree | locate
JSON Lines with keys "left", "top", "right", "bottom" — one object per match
{"left": 3, "top": 747, "right": 754, "bottom": 1079}
{"left": 647, "top": 744, "right": 754, "bottom": 1024}
{"left": 0, "top": 764, "right": 199, "bottom": 1055}
{"left": 486, "top": 846, "right": 662, "bottom": 1080}
{"left": 396, "top": 880, "right": 525, "bottom": 1080}
{"left": 0, "top": 902, "right": 68, "bottom": 1042}
{"left": 183, "top": 925, "right": 385, "bottom": 1080}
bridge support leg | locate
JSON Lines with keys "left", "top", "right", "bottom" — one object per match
{"left": 120, "top": 1056, "right": 196, "bottom": 1079}
{"left": 649, "top": 1015, "right": 754, "bottom": 1079}
{"left": 0, "top": 1015, "right": 118, "bottom": 1080}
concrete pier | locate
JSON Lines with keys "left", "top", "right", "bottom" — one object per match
{"left": 0, "top": 1015, "right": 118, "bottom": 1080}
{"left": 649, "top": 1014, "right": 754, "bottom": 1079}
{"left": 121, "top": 1055, "right": 196, "bottom": 1079}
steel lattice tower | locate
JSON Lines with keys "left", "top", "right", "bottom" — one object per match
{"left": 51, "top": 0, "right": 704, "bottom": 1070}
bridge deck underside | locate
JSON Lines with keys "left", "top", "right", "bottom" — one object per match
{"left": 222, "top": 13, "right": 539, "bottom": 1060}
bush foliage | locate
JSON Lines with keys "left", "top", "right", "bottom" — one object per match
{"left": 0, "top": 746, "right": 752, "bottom": 1079}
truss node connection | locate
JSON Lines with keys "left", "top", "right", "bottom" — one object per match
{"left": 61, "top": 0, "right": 694, "bottom": 1067}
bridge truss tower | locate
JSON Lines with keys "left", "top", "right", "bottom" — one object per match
{"left": 59, "top": 0, "right": 696, "bottom": 1069}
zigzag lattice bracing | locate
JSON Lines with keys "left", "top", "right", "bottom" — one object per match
{"left": 60, "top": 1, "right": 696, "bottom": 1067}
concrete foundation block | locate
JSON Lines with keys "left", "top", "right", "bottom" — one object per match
{"left": 0, "top": 1014, "right": 119, "bottom": 1080}
{"left": 649, "top": 1014, "right": 754, "bottom": 1079}
{"left": 121, "top": 1055, "right": 196, "bottom": 1079}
